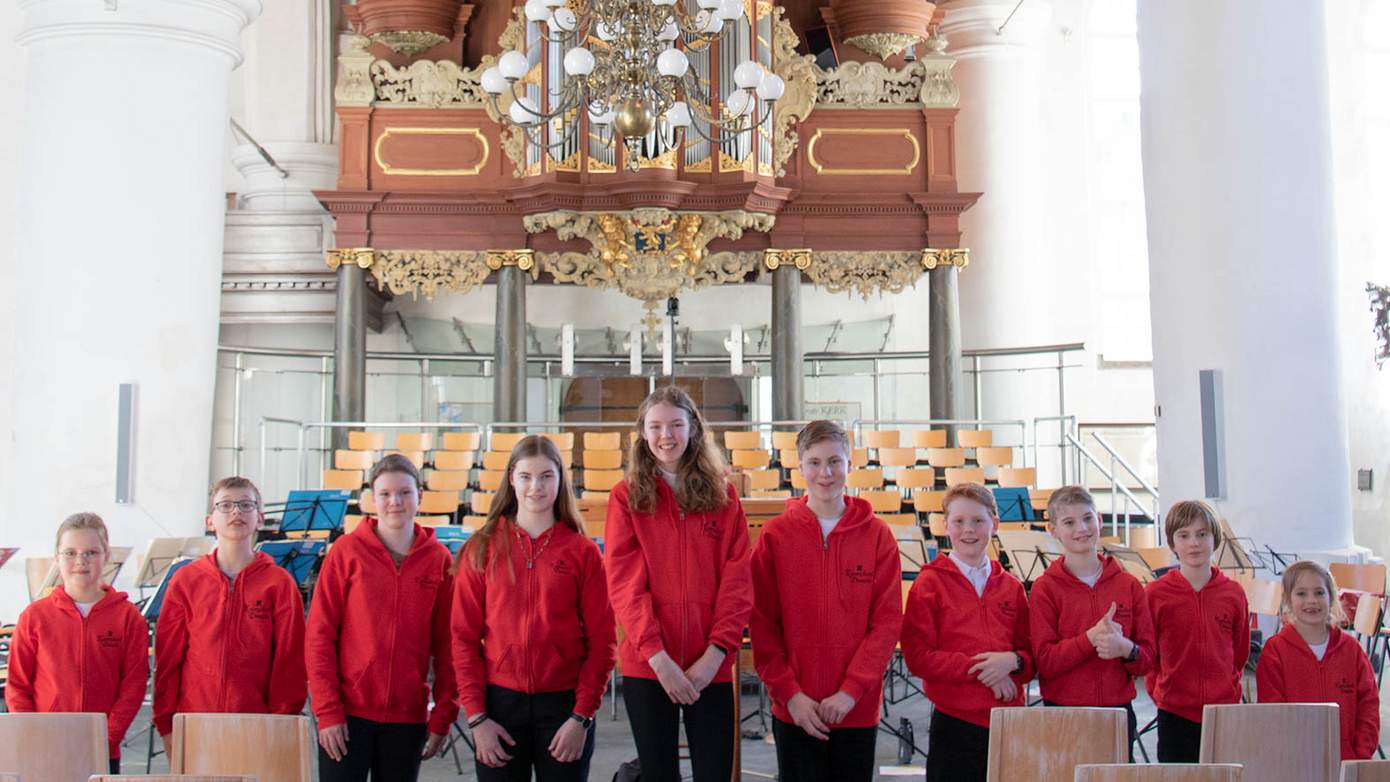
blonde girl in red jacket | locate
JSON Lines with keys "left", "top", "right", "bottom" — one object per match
{"left": 605, "top": 386, "right": 754, "bottom": 782}
{"left": 452, "top": 434, "right": 617, "bottom": 781}
{"left": 1256, "top": 560, "right": 1379, "bottom": 760}
{"left": 5, "top": 512, "right": 149, "bottom": 775}
{"left": 750, "top": 420, "right": 903, "bottom": 782}
{"left": 306, "top": 454, "right": 458, "bottom": 782}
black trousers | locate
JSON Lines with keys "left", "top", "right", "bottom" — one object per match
{"left": 1155, "top": 708, "right": 1202, "bottom": 763}
{"left": 771, "top": 717, "right": 877, "bottom": 782}
{"left": 622, "top": 676, "right": 734, "bottom": 782}
{"left": 1043, "top": 700, "right": 1138, "bottom": 762}
{"left": 109, "top": 758, "right": 121, "bottom": 775}
{"left": 926, "top": 709, "right": 989, "bottom": 782}
{"left": 474, "top": 685, "right": 595, "bottom": 782}
{"left": 318, "top": 715, "right": 427, "bottom": 782}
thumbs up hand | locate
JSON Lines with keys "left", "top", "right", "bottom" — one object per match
{"left": 1090, "top": 603, "right": 1135, "bottom": 660}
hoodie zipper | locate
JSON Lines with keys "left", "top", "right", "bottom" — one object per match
{"left": 679, "top": 507, "right": 688, "bottom": 666}
{"left": 524, "top": 534, "right": 536, "bottom": 693}
{"left": 220, "top": 568, "right": 241, "bottom": 709}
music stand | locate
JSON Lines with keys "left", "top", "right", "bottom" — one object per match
{"left": 993, "top": 488, "right": 1035, "bottom": 521}
{"left": 433, "top": 526, "right": 470, "bottom": 557}
{"left": 277, "top": 490, "right": 351, "bottom": 538}
{"left": 141, "top": 556, "right": 197, "bottom": 623}
{"left": 993, "top": 530, "right": 1061, "bottom": 586}
{"left": 256, "top": 539, "right": 327, "bottom": 592}
{"left": 892, "top": 526, "right": 933, "bottom": 579}
{"left": 1101, "top": 542, "right": 1159, "bottom": 585}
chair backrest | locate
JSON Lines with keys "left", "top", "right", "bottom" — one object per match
{"left": 860, "top": 490, "right": 902, "bottom": 513}
{"left": 387, "top": 450, "right": 425, "bottom": 468}
{"left": 482, "top": 451, "right": 511, "bottom": 471}
{"left": 1199, "top": 703, "right": 1339, "bottom": 782}
{"left": 334, "top": 449, "right": 375, "bottom": 470}
{"left": 418, "top": 490, "right": 459, "bottom": 515}
{"left": 489, "top": 432, "right": 525, "bottom": 452}
{"left": 1330, "top": 562, "right": 1387, "bottom": 596}
{"left": 478, "top": 469, "right": 506, "bottom": 492}
{"left": 850, "top": 448, "right": 870, "bottom": 467}
{"left": 986, "top": 706, "right": 1127, "bottom": 781}
{"left": 911, "top": 429, "right": 948, "bottom": 448}
{"left": 896, "top": 467, "right": 936, "bottom": 489}
{"left": 1242, "top": 578, "right": 1284, "bottom": 619}
{"left": 396, "top": 432, "right": 433, "bottom": 451}
{"left": 723, "top": 430, "right": 762, "bottom": 450}
{"left": 879, "top": 447, "right": 918, "bottom": 467}
{"left": 321, "top": 469, "right": 363, "bottom": 491}
{"left": 0, "top": 712, "right": 108, "bottom": 782}
{"left": 542, "top": 431, "right": 575, "bottom": 450}
{"left": 959, "top": 429, "right": 994, "bottom": 448}
{"left": 926, "top": 447, "right": 966, "bottom": 468}
{"left": 976, "top": 447, "right": 1014, "bottom": 467}
{"left": 945, "top": 467, "right": 986, "bottom": 486}
{"left": 584, "top": 469, "right": 624, "bottom": 492}
{"left": 1074, "top": 764, "right": 1245, "bottom": 781}
{"left": 428, "top": 469, "right": 472, "bottom": 492}
{"left": 1138, "top": 547, "right": 1178, "bottom": 571}
{"left": 172, "top": 713, "right": 313, "bottom": 782}
{"left": 862, "top": 429, "right": 900, "bottom": 449}
{"left": 745, "top": 469, "right": 782, "bottom": 491}
{"left": 846, "top": 469, "right": 884, "bottom": 490}
{"left": 731, "top": 449, "right": 771, "bottom": 469}
{"left": 585, "top": 449, "right": 623, "bottom": 469}
{"left": 1342, "top": 760, "right": 1390, "bottom": 782}
{"left": 1352, "top": 592, "right": 1383, "bottom": 637}
{"left": 789, "top": 471, "right": 807, "bottom": 490}
{"left": 433, "top": 450, "right": 475, "bottom": 470}
{"left": 441, "top": 431, "right": 482, "bottom": 451}
{"left": 346, "top": 430, "right": 385, "bottom": 450}
{"left": 583, "top": 431, "right": 622, "bottom": 450}
{"left": 779, "top": 449, "right": 801, "bottom": 469}
{"left": 771, "top": 431, "right": 799, "bottom": 451}
{"left": 913, "top": 490, "right": 947, "bottom": 514}
{"left": 997, "top": 467, "right": 1037, "bottom": 488}
{"left": 470, "top": 492, "right": 495, "bottom": 515}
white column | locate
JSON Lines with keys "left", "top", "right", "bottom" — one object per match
{"left": 4, "top": 0, "right": 260, "bottom": 618}
{"left": 939, "top": 0, "right": 1054, "bottom": 424}
{"left": 1137, "top": 0, "right": 1354, "bottom": 555}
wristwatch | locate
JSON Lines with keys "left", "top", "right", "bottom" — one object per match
{"left": 1125, "top": 643, "right": 1141, "bottom": 663}
{"left": 570, "top": 712, "right": 594, "bottom": 729}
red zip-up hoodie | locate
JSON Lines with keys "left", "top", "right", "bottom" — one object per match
{"left": 1029, "top": 555, "right": 1155, "bottom": 706}
{"left": 452, "top": 520, "right": 617, "bottom": 718}
{"left": 153, "top": 549, "right": 307, "bottom": 736}
{"left": 901, "top": 556, "right": 1035, "bottom": 727}
{"left": 750, "top": 496, "right": 903, "bottom": 729}
{"left": 306, "top": 518, "right": 458, "bottom": 734}
{"left": 1256, "top": 624, "right": 1379, "bottom": 760}
{"left": 1145, "top": 567, "right": 1249, "bottom": 723}
{"left": 4, "top": 585, "right": 149, "bottom": 759}
{"left": 605, "top": 478, "right": 753, "bottom": 683}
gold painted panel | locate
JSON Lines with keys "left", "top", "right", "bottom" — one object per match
{"left": 804, "top": 127, "right": 921, "bottom": 176}
{"left": 374, "top": 127, "right": 491, "bottom": 176}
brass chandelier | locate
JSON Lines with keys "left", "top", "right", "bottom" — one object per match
{"left": 480, "top": 0, "right": 786, "bottom": 172}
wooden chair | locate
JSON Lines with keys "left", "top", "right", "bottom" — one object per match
{"left": 470, "top": 492, "right": 495, "bottom": 515}
{"left": 911, "top": 429, "right": 947, "bottom": 448}
{"left": 926, "top": 447, "right": 966, "bottom": 468}
{"left": 334, "top": 449, "right": 375, "bottom": 470}
{"left": 879, "top": 447, "right": 918, "bottom": 468}
{"left": 321, "top": 469, "right": 363, "bottom": 490}
{"left": 1138, "top": 547, "right": 1179, "bottom": 571}
{"left": 441, "top": 431, "right": 481, "bottom": 451}
{"left": 928, "top": 513, "right": 948, "bottom": 539}
{"left": 482, "top": 451, "right": 511, "bottom": 471}
{"left": 850, "top": 448, "right": 870, "bottom": 468}
{"left": 895, "top": 467, "right": 937, "bottom": 491}
{"left": 913, "top": 490, "right": 947, "bottom": 514}
{"left": 1342, "top": 760, "right": 1390, "bottom": 782}
{"left": 1243, "top": 578, "right": 1284, "bottom": 624}
{"left": 1199, "top": 703, "right": 1339, "bottom": 782}
{"left": 172, "top": 713, "right": 313, "bottom": 782}
{"left": 998, "top": 467, "right": 1037, "bottom": 488}
{"left": 542, "top": 431, "right": 575, "bottom": 450}
{"left": 986, "top": 706, "right": 1127, "bottom": 781}
{"left": 396, "top": 432, "right": 433, "bottom": 451}
{"left": 846, "top": 469, "right": 884, "bottom": 490}
{"left": 862, "top": 429, "right": 900, "bottom": 449}
{"left": 861, "top": 490, "right": 902, "bottom": 514}
{"left": 433, "top": 450, "right": 474, "bottom": 470}
{"left": 343, "top": 514, "right": 364, "bottom": 534}
{"left": 959, "top": 429, "right": 994, "bottom": 449}
{"left": 416, "top": 515, "right": 450, "bottom": 527}
{"left": 427, "top": 469, "right": 471, "bottom": 492}
{"left": 752, "top": 490, "right": 792, "bottom": 499}
{"left": 880, "top": 513, "right": 918, "bottom": 527}
{"left": 583, "top": 431, "right": 622, "bottom": 450}
{"left": 1352, "top": 591, "right": 1382, "bottom": 639}
{"left": 347, "top": 430, "right": 385, "bottom": 451}
{"left": 477, "top": 469, "right": 506, "bottom": 492}
{"left": 1074, "top": 765, "right": 1244, "bottom": 781}
{"left": 0, "top": 712, "right": 108, "bottom": 782}
{"left": 779, "top": 449, "right": 801, "bottom": 469}
{"left": 723, "top": 431, "right": 762, "bottom": 450}
{"left": 418, "top": 490, "right": 459, "bottom": 515}
{"left": 1331, "top": 563, "right": 1387, "bottom": 596}
{"left": 945, "top": 467, "right": 986, "bottom": 486}
{"left": 789, "top": 471, "right": 807, "bottom": 490}
{"left": 976, "top": 447, "right": 1014, "bottom": 467}
{"left": 731, "top": 449, "right": 771, "bottom": 469}
{"left": 584, "top": 469, "right": 624, "bottom": 492}
{"left": 489, "top": 432, "right": 525, "bottom": 452}
{"left": 585, "top": 449, "right": 623, "bottom": 469}
{"left": 771, "top": 431, "right": 799, "bottom": 451}
{"left": 745, "top": 469, "right": 782, "bottom": 491}
{"left": 386, "top": 450, "right": 425, "bottom": 469}
{"left": 580, "top": 490, "right": 610, "bottom": 502}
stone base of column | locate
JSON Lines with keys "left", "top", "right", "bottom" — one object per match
{"left": 232, "top": 141, "right": 339, "bottom": 211}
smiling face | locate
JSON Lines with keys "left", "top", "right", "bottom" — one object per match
{"left": 1288, "top": 569, "right": 1333, "bottom": 631}
{"left": 799, "top": 439, "right": 848, "bottom": 504}
{"left": 206, "top": 486, "right": 263, "bottom": 542}
{"left": 56, "top": 528, "right": 107, "bottom": 596}
{"left": 643, "top": 401, "right": 691, "bottom": 471}
{"left": 511, "top": 454, "right": 561, "bottom": 517}
{"left": 945, "top": 497, "right": 996, "bottom": 565}
{"left": 372, "top": 470, "right": 421, "bottom": 531}
{"left": 1170, "top": 520, "right": 1216, "bottom": 570}
{"left": 1049, "top": 502, "right": 1100, "bottom": 557}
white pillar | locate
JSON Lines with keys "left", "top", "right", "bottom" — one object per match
{"left": 939, "top": 0, "right": 1055, "bottom": 424}
{"left": 4, "top": 0, "right": 260, "bottom": 618}
{"left": 1137, "top": 0, "right": 1354, "bottom": 555}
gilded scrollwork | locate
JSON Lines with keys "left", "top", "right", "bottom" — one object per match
{"left": 843, "top": 32, "right": 923, "bottom": 61}
{"left": 815, "top": 61, "right": 928, "bottom": 108}
{"left": 370, "top": 59, "right": 489, "bottom": 108}
{"left": 804, "top": 250, "right": 926, "bottom": 299}
{"left": 485, "top": 249, "right": 539, "bottom": 276}
{"left": 763, "top": 248, "right": 812, "bottom": 271}
{"left": 921, "top": 248, "right": 970, "bottom": 270}
{"left": 368, "top": 250, "right": 491, "bottom": 300}
{"left": 325, "top": 247, "right": 375, "bottom": 270}
{"left": 370, "top": 30, "right": 448, "bottom": 56}
{"left": 771, "top": 7, "right": 818, "bottom": 178}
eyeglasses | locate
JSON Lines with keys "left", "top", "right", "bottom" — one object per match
{"left": 213, "top": 500, "right": 260, "bottom": 513}
{"left": 59, "top": 549, "right": 103, "bottom": 561}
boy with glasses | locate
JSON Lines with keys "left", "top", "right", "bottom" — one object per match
{"left": 153, "top": 477, "right": 307, "bottom": 756}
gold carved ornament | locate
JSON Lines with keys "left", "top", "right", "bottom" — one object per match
{"left": 370, "top": 30, "right": 448, "bottom": 56}
{"left": 326, "top": 248, "right": 376, "bottom": 270}
{"left": 762, "top": 248, "right": 812, "bottom": 271}
{"left": 815, "top": 60, "right": 928, "bottom": 107}
{"left": 801, "top": 251, "right": 923, "bottom": 299}
{"left": 374, "top": 127, "right": 491, "bottom": 176}
{"left": 370, "top": 59, "right": 490, "bottom": 108}
{"left": 921, "top": 248, "right": 970, "bottom": 270}
{"left": 805, "top": 127, "right": 920, "bottom": 176}
{"left": 771, "top": 7, "right": 817, "bottom": 177}
{"left": 367, "top": 251, "right": 490, "bottom": 301}
{"left": 843, "top": 32, "right": 923, "bottom": 61}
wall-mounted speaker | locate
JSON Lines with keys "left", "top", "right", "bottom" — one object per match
{"left": 1198, "top": 369, "right": 1224, "bottom": 499}
{"left": 116, "top": 383, "right": 135, "bottom": 504}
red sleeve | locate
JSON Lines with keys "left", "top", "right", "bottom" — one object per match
{"left": 707, "top": 489, "right": 753, "bottom": 655}
{"left": 427, "top": 556, "right": 459, "bottom": 735}
{"left": 305, "top": 547, "right": 349, "bottom": 728}
{"left": 1009, "top": 581, "right": 1035, "bottom": 685}
{"left": 1353, "top": 646, "right": 1381, "bottom": 759}
{"left": 749, "top": 526, "right": 802, "bottom": 706}
{"left": 900, "top": 575, "right": 976, "bottom": 683}
{"left": 450, "top": 552, "right": 489, "bottom": 719}
{"left": 1255, "top": 640, "right": 1286, "bottom": 702}
{"left": 1028, "top": 579, "right": 1095, "bottom": 680}
{"left": 268, "top": 576, "right": 308, "bottom": 717}
{"left": 574, "top": 542, "right": 617, "bottom": 718}
{"left": 1123, "top": 581, "right": 1156, "bottom": 677}
{"left": 3, "top": 609, "right": 38, "bottom": 712}
{"left": 1232, "top": 588, "right": 1251, "bottom": 679}
{"left": 604, "top": 485, "right": 666, "bottom": 662}
{"left": 838, "top": 524, "right": 904, "bottom": 703}
{"left": 152, "top": 580, "right": 190, "bottom": 736}
{"left": 108, "top": 607, "right": 151, "bottom": 753}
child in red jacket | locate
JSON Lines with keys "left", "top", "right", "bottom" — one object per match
{"left": 1028, "top": 485, "right": 1154, "bottom": 759}
{"left": 453, "top": 435, "right": 617, "bottom": 781}
{"left": 750, "top": 420, "right": 903, "bottom": 782}
{"left": 1257, "top": 560, "right": 1379, "bottom": 760}
{"left": 1145, "top": 499, "right": 1249, "bottom": 763}
{"left": 154, "top": 476, "right": 306, "bottom": 756}
{"left": 605, "top": 386, "right": 753, "bottom": 782}
{"left": 901, "top": 483, "right": 1034, "bottom": 782}
{"left": 306, "top": 454, "right": 458, "bottom": 782}
{"left": 5, "top": 512, "right": 149, "bottom": 774}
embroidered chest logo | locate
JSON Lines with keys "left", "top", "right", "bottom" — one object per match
{"left": 997, "top": 599, "right": 1017, "bottom": 618}
{"left": 842, "top": 564, "right": 872, "bottom": 585}
{"left": 701, "top": 516, "right": 722, "bottom": 540}
{"left": 1213, "top": 611, "right": 1235, "bottom": 632}
{"left": 97, "top": 630, "right": 121, "bottom": 649}
{"left": 415, "top": 574, "right": 443, "bottom": 591}
{"left": 246, "top": 598, "right": 271, "bottom": 620}
{"left": 550, "top": 558, "right": 574, "bottom": 577}
{"left": 1336, "top": 676, "right": 1356, "bottom": 695}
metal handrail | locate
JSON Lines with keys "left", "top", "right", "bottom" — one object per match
{"left": 1032, "top": 415, "right": 1078, "bottom": 484}
{"left": 1089, "top": 432, "right": 1159, "bottom": 518}
{"left": 850, "top": 418, "right": 1030, "bottom": 461}
{"left": 1065, "top": 431, "right": 1155, "bottom": 546}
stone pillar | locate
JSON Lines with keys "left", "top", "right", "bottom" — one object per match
{"left": 1137, "top": 0, "right": 1354, "bottom": 555}
{"left": 328, "top": 250, "right": 371, "bottom": 448}
{"left": 491, "top": 253, "right": 531, "bottom": 423}
{"left": 5, "top": 0, "right": 259, "bottom": 618}
{"left": 939, "top": 0, "right": 1052, "bottom": 421}
{"left": 766, "top": 251, "right": 808, "bottom": 422}
{"left": 927, "top": 257, "right": 965, "bottom": 422}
